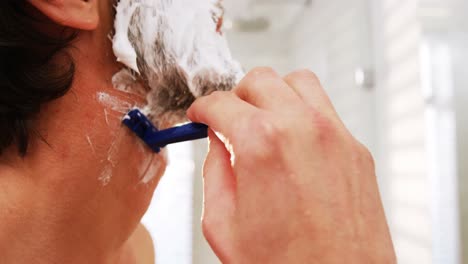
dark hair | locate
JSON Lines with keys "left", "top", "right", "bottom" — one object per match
{"left": 0, "top": 1, "right": 76, "bottom": 156}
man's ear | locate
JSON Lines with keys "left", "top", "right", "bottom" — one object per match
{"left": 28, "top": 0, "right": 99, "bottom": 30}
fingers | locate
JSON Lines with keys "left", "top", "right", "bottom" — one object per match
{"left": 283, "top": 69, "right": 338, "bottom": 117}
{"left": 202, "top": 130, "right": 236, "bottom": 258}
{"left": 203, "top": 129, "right": 236, "bottom": 211}
{"left": 234, "top": 67, "right": 300, "bottom": 110}
{"left": 187, "top": 91, "right": 257, "bottom": 140}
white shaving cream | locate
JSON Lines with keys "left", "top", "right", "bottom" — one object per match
{"left": 97, "top": 92, "right": 133, "bottom": 113}
{"left": 112, "top": 0, "right": 244, "bottom": 127}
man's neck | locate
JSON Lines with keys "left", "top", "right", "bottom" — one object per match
{"left": 0, "top": 166, "right": 125, "bottom": 264}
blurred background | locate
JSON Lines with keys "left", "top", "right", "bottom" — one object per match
{"left": 142, "top": 0, "right": 468, "bottom": 263}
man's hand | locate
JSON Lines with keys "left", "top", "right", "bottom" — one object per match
{"left": 187, "top": 68, "right": 396, "bottom": 263}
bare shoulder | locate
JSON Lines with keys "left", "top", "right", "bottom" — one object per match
{"left": 126, "top": 223, "right": 156, "bottom": 264}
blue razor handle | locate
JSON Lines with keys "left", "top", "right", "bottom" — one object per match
{"left": 123, "top": 109, "right": 208, "bottom": 153}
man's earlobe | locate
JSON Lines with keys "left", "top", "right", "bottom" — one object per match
{"left": 28, "top": 0, "right": 99, "bottom": 30}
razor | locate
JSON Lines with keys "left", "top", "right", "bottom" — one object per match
{"left": 122, "top": 109, "right": 208, "bottom": 153}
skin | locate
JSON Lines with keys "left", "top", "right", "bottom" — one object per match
{"left": 188, "top": 68, "right": 397, "bottom": 263}
{"left": 0, "top": 0, "right": 163, "bottom": 263}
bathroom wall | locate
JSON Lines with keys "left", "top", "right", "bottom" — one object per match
{"left": 290, "top": 0, "right": 377, "bottom": 154}
{"left": 371, "top": 1, "right": 433, "bottom": 262}
{"left": 450, "top": 1, "right": 468, "bottom": 262}
{"left": 456, "top": 37, "right": 468, "bottom": 263}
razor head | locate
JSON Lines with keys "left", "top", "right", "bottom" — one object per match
{"left": 123, "top": 109, "right": 162, "bottom": 153}
{"left": 123, "top": 109, "right": 209, "bottom": 153}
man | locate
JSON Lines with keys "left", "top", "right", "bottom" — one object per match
{"left": 0, "top": 0, "right": 396, "bottom": 263}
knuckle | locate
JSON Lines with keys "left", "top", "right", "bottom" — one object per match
{"left": 208, "top": 90, "right": 229, "bottom": 101}
{"left": 186, "top": 101, "right": 200, "bottom": 119}
{"left": 193, "top": 93, "right": 213, "bottom": 107}
{"left": 300, "top": 69, "right": 319, "bottom": 79}
{"left": 207, "top": 91, "right": 234, "bottom": 106}
{"left": 253, "top": 115, "right": 284, "bottom": 143}
{"left": 235, "top": 67, "right": 279, "bottom": 96}
{"left": 287, "top": 69, "right": 319, "bottom": 82}
{"left": 188, "top": 91, "right": 232, "bottom": 119}
{"left": 357, "top": 143, "right": 376, "bottom": 169}
{"left": 242, "top": 67, "right": 278, "bottom": 83}
{"left": 307, "top": 108, "right": 339, "bottom": 141}
{"left": 189, "top": 95, "right": 212, "bottom": 113}
{"left": 348, "top": 139, "right": 376, "bottom": 174}
{"left": 201, "top": 217, "right": 213, "bottom": 240}
{"left": 242, "top": 114, "right": 285, "bottom": 158}
{"left": 250, "top": 66, "right": 277, "bottom": 76}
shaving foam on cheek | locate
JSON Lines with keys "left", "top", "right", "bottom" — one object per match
{"left": 112, "top": 1, "right": 141, "bottom": 74}
{"left": 112, "top": 0, "right": 244, "bottom": 128}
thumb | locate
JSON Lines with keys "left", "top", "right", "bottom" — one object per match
{"left": 202, "top": 130, "right": 236, "bottom": 257}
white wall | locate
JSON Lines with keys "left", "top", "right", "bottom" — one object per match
{"left": 455, "top": 35, "right": 468, "bottom": 263}
{"left": 371, "top": 1, "right": 433, "bottom": 262}
{"left": 450, "top": 1, "right": 468, "bottom": 262}
{"left": 290, "top": 0, "right": 377, "bottom": 153}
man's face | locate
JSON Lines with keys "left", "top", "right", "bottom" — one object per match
{"left": 112, "top": 0, "right": 244, "bottom": 128}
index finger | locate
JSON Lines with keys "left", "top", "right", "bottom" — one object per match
{"left": 187, "top": 91, "right": 257, "bottom": 140}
